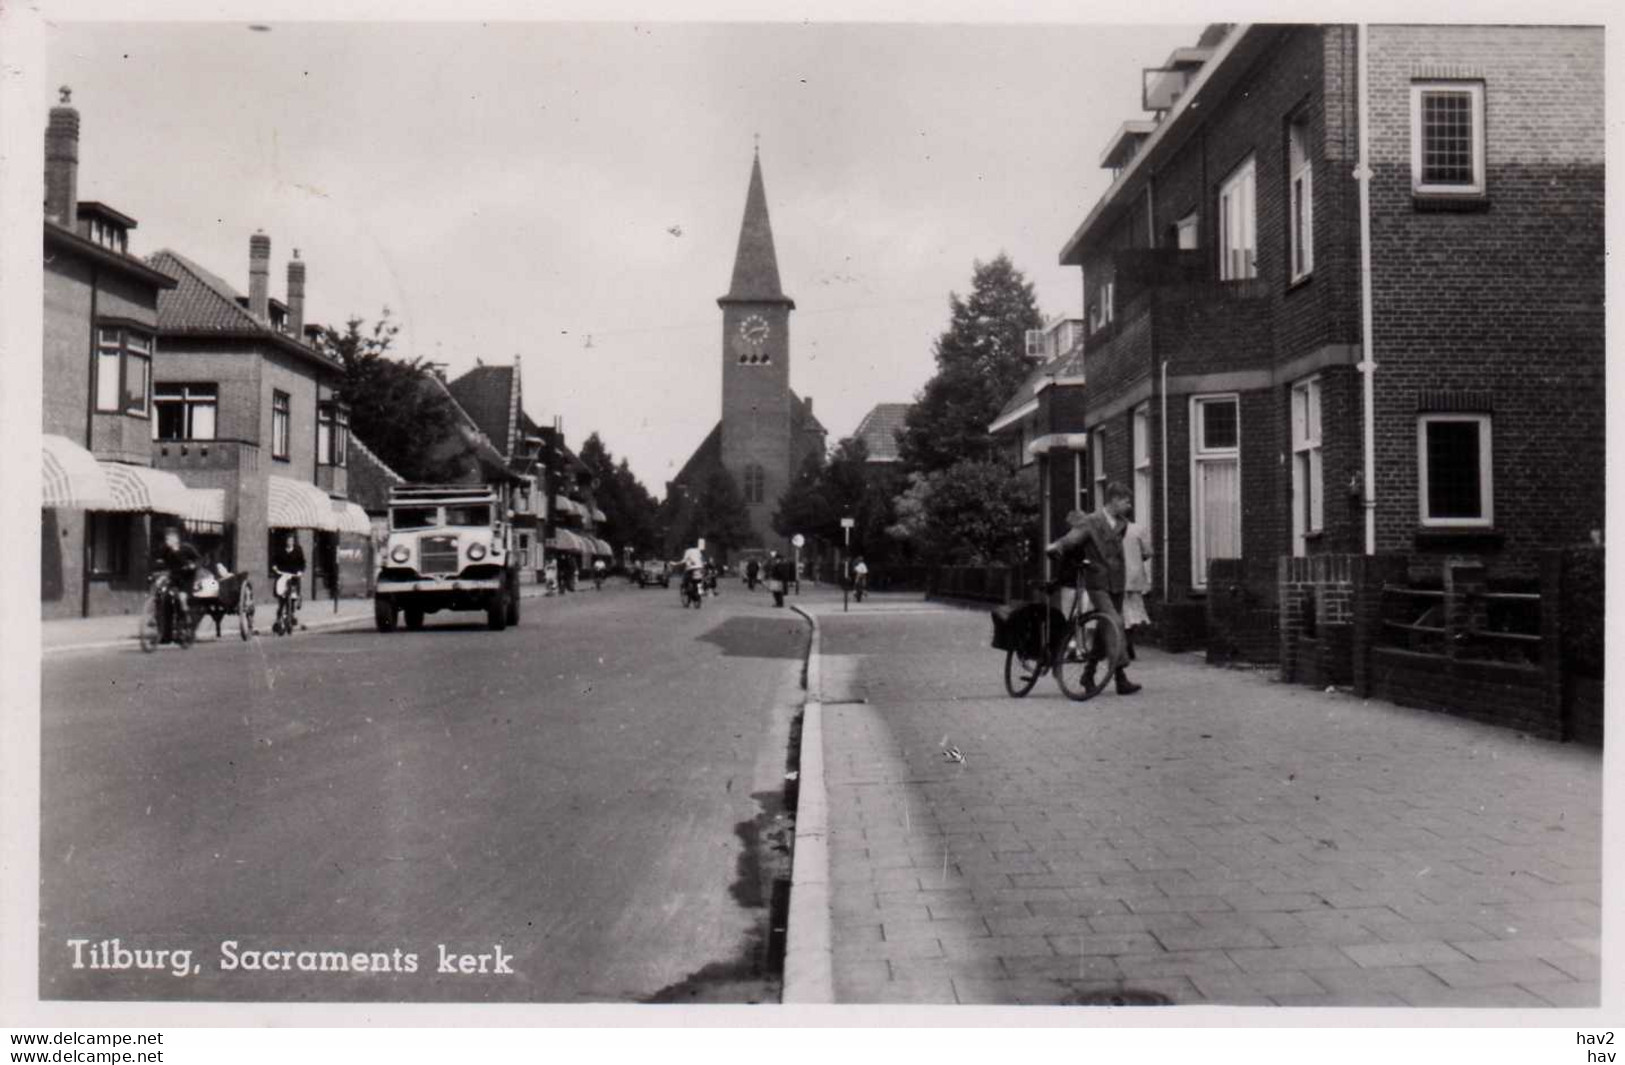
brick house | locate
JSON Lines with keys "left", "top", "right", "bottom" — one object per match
{"left": 40, "top": 88, "right": 191, "bottom": 620}
{"left": 445, "top": 362, "right": 611, "bottom": 580}
{"left": 1044, "top": 23, "right": 1604, "bottom": 658}
{"left": 147, "top": 233, "right": 372, "bottom": 599}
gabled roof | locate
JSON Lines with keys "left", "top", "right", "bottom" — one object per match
{"left": 345, "top": 434, "right": 406, "bottom": 512}
{"left": 851, "top": 402, "right": 912, "bottom": 463}
{"left": 44, "top": 222, "right": 176, "bottom": 290}
{"left": 447, "top": 363, "right": 518, "bottom": 460}
{"left": 718, "top": 153, "right": 794, "bottom": 308}
{"left": 670, "top": 421, "right": 723, "bottom": 490}
{"left": 148, "top": 247, "right": 339, "bottom": 372}
{"left": 789, "top": 390, "right": 827, "bottom": 438}
{"left": 990, "top": 355, "right": 1072, "bottom": 434}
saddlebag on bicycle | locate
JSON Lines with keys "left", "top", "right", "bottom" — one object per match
{"left": 991, "top": 602, "right": 1065, "bottom": 656}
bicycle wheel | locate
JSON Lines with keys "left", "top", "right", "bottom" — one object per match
{"left": 1054, "top": 611, "right": 1118, "bottom": 702}
{"left": 138, "top": 593, "right": 161, "bottom": 653}
{"left": 174, "top": 597, "right": 196, "bottom": 649}
{"left": 237, "top": 583, "right": 255, "bottom": 640}
{"left": 1003, "top": 646, "right": 1046, "bottom": 698}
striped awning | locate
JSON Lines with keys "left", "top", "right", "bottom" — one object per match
{"left": 332, "top": 500, "right": 373, "bottom": 536}
{"left": 591, "top": 506, "right": 607, "bottom": 522}
{"left": 179, "top": 487, "right": 226, "bottom": 525}
{"left": 42, "top": 435, "right": 114, "bottom": 510}
{"left": 268, "top": 475, "right": 340, "bottom": 531}
{"left": 99, "top": 461, "right": 192, "bottom": 515}
{"left": 545, "top": 528, "right": 592, "bottom": 554}
{"left": 593, "top": 537, "right": 613, "bottom": 557}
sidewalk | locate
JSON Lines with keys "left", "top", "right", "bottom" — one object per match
{"left": 799, "top": 596, "right": 1603, "bottom": 1008}
{"left": 42, "top": 583, "right": 555, "bottom": 656}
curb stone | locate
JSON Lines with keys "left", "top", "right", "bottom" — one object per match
{"left": 782, "top": 603, "right": 834, "bottom": 1004}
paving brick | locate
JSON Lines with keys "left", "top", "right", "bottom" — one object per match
{"left": 1341, "top": 941, "right": 1472, "bottom": 969}
{"left": 939, "top": 935, "right": 1055, "bottom": 960}
{"left": 1153, "top": 924, "right": 1275, "bottom": 951}
{"left": 1088, "top": 912, "right": 1199, "bottom": 935}
{"left": 1124, "top": 894, "right": 1235, "bottom": 914}
{"left": 887, "top": 956, "right": 1009, "bottom": 982}
{"left": 986, "top": 915, "right": 1097, "bottom": 937}
{"left": 1521, "top": 980, "right": 1601, "bottom": 1008}
{"left": 1530, "top": 953, "right": 1600, "bottom": 982}
{"left": 1304, "top": 964, "right": 1448, "bottom": 998}
{"left": 952, "top": 976, "right": 1073, "bottom": 1005}
{"left": 1227, "top": 945, "right": 1357, "bottom": 973}
{"left": 1396, "top": 983, "right": 1552, "bottom": 1008}
{"left": 1270, "top": 991, "right": 1408, "bottom": 1007}
{"left": 999, "top": 953, "right": 1124, "bottom": 983}
{"left": 1189, "top": 969, "right": 1326, "bottom": 1002}
{"left": 1115, "top": 950, "right": 1243, "bottom": 979}
{"left": 1447, "top": 937, "right": 1590, "bottom": 963}
{"left": 1047, "top": 931, "right": 1162, "bottom": 956}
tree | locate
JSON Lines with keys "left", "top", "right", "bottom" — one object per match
{"left": 897, "top": 254, "right": 1045, "bottom": 475}
{"left": 887, "top": 459, "right": 1039, "bottom": 565}
{"left": 666, "top": 467, "right": 756, "bottom": 558}
{"left": 317, "top": 310, "right": 463, "bottom": 483}
{"left": 773, "top": 438, "right": 905, "bottom": 568}
{"left": 578, "top": 432, "right": 662, "bottom": 558}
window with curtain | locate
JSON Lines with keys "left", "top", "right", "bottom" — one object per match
{"left": 153, "top": 383, "right": 218, "bottom": 441}
{"left": 1291, "top": 378, "right": 1323, "bottom": 554}
{"left": 1192, "top": 395, "right": 1241, "bottom": 588}
{"left": 1289, "top": 115, "right": 1314, "bottom": 282}
{"left": 1132, "top": 404, "right": 1152, "bottom": 534}
{"left": 272, "top": 391, "right": 290, "bottom": 460}
{"left": 1218, "top": 156, "right": 1257, "bottom": 281}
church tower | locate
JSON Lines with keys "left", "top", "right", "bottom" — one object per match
{"left": 718, "top": 150, "right": 797, "bottom": 550}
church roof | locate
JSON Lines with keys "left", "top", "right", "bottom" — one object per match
{"left": 852, "top": 402, "right": 912, "bottom": 463}
{"left": 719, "top": 153, "right": 794, "bottom": 308}
{"left": 669, "top": 421, "right": 723, "bottom": 491}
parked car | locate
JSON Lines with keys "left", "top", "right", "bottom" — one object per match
{"left": 636, "top": 560, "right": 671, "bottom": 588}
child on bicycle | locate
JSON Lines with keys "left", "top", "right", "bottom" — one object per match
{"left": 1045, "top": 481, "right": 1141, "bottom": 696}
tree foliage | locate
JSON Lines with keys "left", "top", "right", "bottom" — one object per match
{"left": 664, "top": 466, "right": 756, "bottom": 557}
{"left": 578, "top": 432, "right": 662, "bottom": 559}
{"left": 887, "top": 459, "right": 1039, "bottom": 565}
{"left": 772, "top": 437, "right": 902, "bottom": 563}
{"left": 317, "top": 310, "right": 463, "bottom": 483}
{"left": 897, "top": 254, "right": 1045, "bottom": 475}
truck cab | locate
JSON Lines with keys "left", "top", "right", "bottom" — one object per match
{"left": 374, "top": 484, "right": 520, "bottom": 631}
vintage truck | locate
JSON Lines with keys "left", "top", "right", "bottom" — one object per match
{"left": 374, "top": 484, "right": 521, "bottom": 632}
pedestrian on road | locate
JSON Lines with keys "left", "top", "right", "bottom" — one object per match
{"left": 745, "top": 558, "right": 759, "bottom": 591}
{"left": 1121, "top": 517, "right": 1154, "bottom": 661}
{"left": 768, "top": 551, "right": 790, "bottom": 608}
{"left": 1045, "top": 481, "right": 1140, "bottom": 695}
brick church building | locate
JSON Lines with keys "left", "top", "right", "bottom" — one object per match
{"left": 669, "top": 151, "right": 826, "bottom": 559}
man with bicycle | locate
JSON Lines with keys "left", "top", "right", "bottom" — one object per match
{"left": 1045, "top": 481, "right": 1141, "bottom": 696}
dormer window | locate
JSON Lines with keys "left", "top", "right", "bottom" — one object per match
{"left": 77, "top": 202, "right": 134, "bottom": 254}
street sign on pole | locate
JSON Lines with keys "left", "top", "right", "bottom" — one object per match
{"left": 840, "top": 517, "right": 855, "bottom": 529}
{"left": 791, "top": 534, "right": 805, "bottom": 548}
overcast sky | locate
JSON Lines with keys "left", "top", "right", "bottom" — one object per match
{"left": 46, "top": 18, "right": 1202, "bottom": 494}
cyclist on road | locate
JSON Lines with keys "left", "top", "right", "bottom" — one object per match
{"left": 1045, "top": 481, "right": 1140, "bottom": 696}
{"left": 853, "top": 556, "right": 869, "bottom": 599}
{"left": 153, "top": 526, "right": 202, "bottom": 628}
{"left": 681, "top": 539, "right": 709, "bottom": 600}
{"left": 593, "top": 557, "right": 607, "bottom": 590}
{"left": 271, "top": 531, "right": 307, "bottom": 630}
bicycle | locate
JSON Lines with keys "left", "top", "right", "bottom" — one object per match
{"left": 138, "top": 573, "right": 196, "bottom": 652}
{"left": 996, "top": 570, "right": 1123, "bottom": 701}
{"left": 271, "top": 573, "right": 302, "bottom": 636}
{"left": 680, "top": 570, "right": 704, "bottom": 609}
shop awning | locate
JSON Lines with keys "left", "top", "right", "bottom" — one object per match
{"left": 331, "top": 499, "right": 373, "bottom": 536}
{"left": 99, "top": 461, "right": 192, "bottom": 515}
{"left": 42, "top": 435, "right": 114, "bottom": 510}
{"left": 268, "top": 475, "right": 340, "bottom": 531}
{"left": 590, "top": 506, "right": 607, "bottom": 522}
{"left": 179, "top": 487, "right": 226, "bottom": 525}
{"left": 545, "top": 528, "right": 592, "bottom": 554}
{"left": 593, "top": 537, "right": 613, "bottom": 557}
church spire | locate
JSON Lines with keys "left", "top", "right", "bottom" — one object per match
{"left": 719, "top": 150, "right": 794, "bottom": 308}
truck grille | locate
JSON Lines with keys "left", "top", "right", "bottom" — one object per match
{"left": 419, "top": 535, "right": 460, "bottom": 575}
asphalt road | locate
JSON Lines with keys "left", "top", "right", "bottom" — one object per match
{"left": 39, "top": 580, "right": 808, "bottom": 1003}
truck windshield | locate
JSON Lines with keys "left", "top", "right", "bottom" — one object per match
{"left": 444, "top": 504, "right": 491, "bottom": 526}
{"left": 391, "top": 507, "right": 439, "bottom": 530}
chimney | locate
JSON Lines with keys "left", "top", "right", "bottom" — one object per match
{"left": 44, "top": 86, "right": 79, "bottom": 228}
{"left": 248, "top": 230, "right": 271, "bottom": 321}
{"left": 287, "top": 249, "right": 306, "bottom": 337}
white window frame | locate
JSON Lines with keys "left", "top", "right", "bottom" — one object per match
{"left": 1290, "top": 377, "right": 1323, "bottom": 555}
{"left": 1175, "top": 210, "right": 1199, "bottom": 250}
{"left": 1218, "top": 156, "right": 1257, "bottom": 281}
{"left": 1190, "top": 393, "right": 1241, "bottom": 590}
{"left": 1073, "top": 450, "right": 1088, "bottom": 516}
{"left": 152, "top": 382, "right": 218, "bottom": 442}
{"left": 271, "top": 390, "right": 291, "bottom": 461}
{"left": 1417, "top": 413, "right": 1493, "bottom": 528}
{"left": 1288, "top": 116, "right": 1314, "bottom": 282}
{"left": 1410, "top": 81, "right": 1486, "bottom": 196}
{"left": 1091, "top": 427, "right": 1108, "bottom": 510}
{"left": 1132, "top": 403, "right": 1152, "bottom": 535}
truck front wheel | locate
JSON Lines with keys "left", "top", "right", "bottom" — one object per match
{"left": 375, "top": 596, "right": 397, "bottom": 633}
{"left": 487, "top": 589, "right": 509, "bottom": 631}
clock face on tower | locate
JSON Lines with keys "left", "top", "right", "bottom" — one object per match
{"left": 739, "top": 315, "right": 771, "bottom": 346}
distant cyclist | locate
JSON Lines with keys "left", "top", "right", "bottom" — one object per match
{"left": 681, "top": 539, "right": 709, "bottom": 600}
{"left": 153, "top": 526, "right": 202, "bottom": 628}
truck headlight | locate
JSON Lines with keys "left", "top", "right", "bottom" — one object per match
{"left": 390, "top": 545, "right": 410, "bottom": 563}
{"left": 467, "top": 542, "right": 488, "bottom": 561}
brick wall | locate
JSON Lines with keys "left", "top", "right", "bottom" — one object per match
{"left": 1364, "top": 25, "right": 1605, "bottom": 568}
